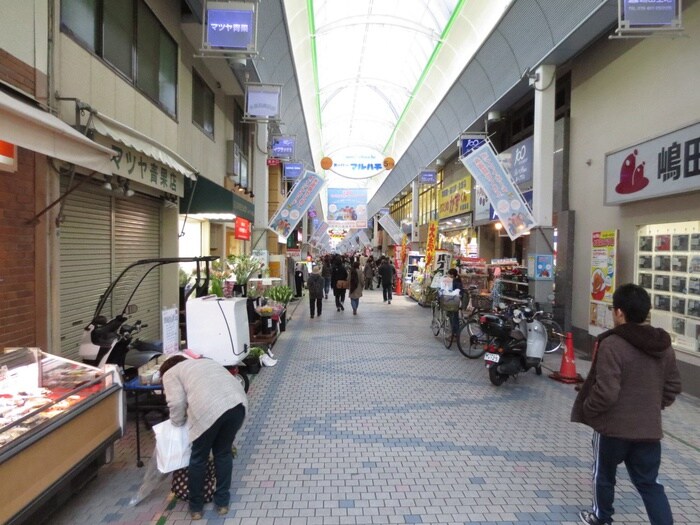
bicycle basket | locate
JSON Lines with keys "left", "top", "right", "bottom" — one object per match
{"left": 439, "top": 293, "right": 462, "bottom": 312}
{"left": 470, "top": 293, "right": 492, "bottom": 311}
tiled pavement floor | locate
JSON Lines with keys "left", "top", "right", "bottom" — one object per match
{"left": 50, "top": 290, "right": 700, "bottom": 524}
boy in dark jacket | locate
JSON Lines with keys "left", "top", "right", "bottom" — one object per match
{"left": 572, "top": 283, "right": 681, "bottom": 525}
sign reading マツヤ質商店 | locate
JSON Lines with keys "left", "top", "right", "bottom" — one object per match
{"left": 605, "top": 120, "right": 700, "bottom": 205}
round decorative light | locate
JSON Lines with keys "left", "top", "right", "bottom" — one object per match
{"left": 320, "top": 157, "right": 333, "bottom": 170}
{"left": 383, "top": 157, "right": 395, "bottom": 170}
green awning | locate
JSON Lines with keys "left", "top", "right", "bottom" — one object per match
{"left": 180, "top": 176, "right": 254, "bottom": 222}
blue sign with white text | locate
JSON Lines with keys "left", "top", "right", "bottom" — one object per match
{"left": 271, "top": 136, "right": 295, "bottom": 158}
{"left": 284, "top": 162, "right": 303, "bottom": 180}
{"left": 460, "top": 135, "right": 486, "bottom": 157}
{"left": 420, "top": 170, "right": 437, "bottom": 184}
{"left": 207, "top": 9, "right": 254, "bottom": 49}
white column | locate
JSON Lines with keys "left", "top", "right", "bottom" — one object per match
{"left": 411, "top": 181, "right": 420, "bottom": 244}
{"left": 252, "top": 122, "right": 269, "bottom": 251}
{"left": 532, "top": 64, "right": 555, "bottom": 228}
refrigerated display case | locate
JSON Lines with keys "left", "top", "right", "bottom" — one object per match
{"left": 0, "top": 347, "right": 122, "bottom": 525}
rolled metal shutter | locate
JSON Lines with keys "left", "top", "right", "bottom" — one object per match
{"left": 114, "top": 194, "right": 162, "bottom": 343}
{"left": 59, "top": 177, "right": 113, "bottom": 360}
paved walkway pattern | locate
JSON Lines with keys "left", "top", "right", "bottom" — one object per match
{"left": 51, "top": 290, "right": 700, "bottom": 524}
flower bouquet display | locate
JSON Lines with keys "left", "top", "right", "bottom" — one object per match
{"left": 265, "top": 285, "right": 294, "bottom": 306}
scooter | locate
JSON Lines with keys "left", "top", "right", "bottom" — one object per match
{"left": 78, "top": 256, "right": 219, "bottom": 379}
{"left": 79, "top": 310, "right": 161, "bottom": 380}
{"left": 482, "top": 306, "right": 548, "bottom": 386}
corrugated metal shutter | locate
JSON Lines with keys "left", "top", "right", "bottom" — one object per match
{"left": 114, "top": 194, "right": 162, "bottom": 343}
{"left": 59, "top": 177, "right": 112, "bottom": 360}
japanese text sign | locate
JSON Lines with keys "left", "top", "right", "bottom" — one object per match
{"left": 106, "top": 141, "right": 183, "bottom": 197}
{"left": 605, "top": 120, "right": 700, "bottom": 205}
{"left": 438, "top": 175, "right": 472, "bottom": 219}
{"left": 425, "top": 221, "right": 439, "bottom": 269}
{"left": 206, "top": 3, "right": 254, "bottom": 50}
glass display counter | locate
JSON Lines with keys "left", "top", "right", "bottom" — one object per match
{"left": 0, "top": 347, "right": 122, "bottom": 525}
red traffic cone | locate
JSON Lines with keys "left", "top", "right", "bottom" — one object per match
{"left": 549, "top": 332, "right": 584, "bottom": 384}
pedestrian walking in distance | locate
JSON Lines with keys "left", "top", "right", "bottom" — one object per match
{"left": 377, "top": 257, "right": 395, "bottom": 304}
{"left": 307, "top": 265, "right": 324, "bottom": 318}
{"left": 349, "top": 261, "right": 363, "bottom": 315}
{"left": 572, "top": 283, "right": 681, "bottom": 525}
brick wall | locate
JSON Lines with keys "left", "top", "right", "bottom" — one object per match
{"left": 0, "top": 49, "right": 36, "bottom": 95}
{"left": 0, "top": 148, "right": 38, "bottom": 348}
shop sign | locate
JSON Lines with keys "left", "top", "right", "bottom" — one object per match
{"left": 425, "top": 221, "right": 439, "bottom": 268}
{"left": 206, "top": 2, "right": 255, "bottom": 50}
{"left": 588, "top": 230, "right": 618, "bottom": 336}
{"left": 461, "top": 142, "right": 536, "bottom": 240}
{"left": 326, "top": 146, "right": 385, "bottom": 179}
{"left": 270, "top": 135, "right": 295, "bottom": 158}
{"left": 499, "top": 135, "right": 533, "bottom": 187}
{"left": 102, "top": 140, "right": 184, "bottom": 197}
{"left": 327, "top": 187, "right": 368, "bottom": 229}
{"left": 284, "top": 162, "right": 303, "bottom": 179}
{"left": 419, "top": 170, "right": 437, "bottom": 184}
{"left": 268, "top": 170, "right": 325, "bottom": 239}
{"left": 0, "top": 140, "right": 17, "bottom": 172}
{"left": 623, "top": 0, "right": 678, "bottom": 27}
{"left": 605, "top": 120, "right": 700, "bottom": 205}
{"left": 438, "top": 175, "right": 472, "bottom": 219}
{"left": 234, "top": 217, "right": 251, "bottom": 240}
{"left": 459, "top": 134, "right": 486, "bottom": 158}
{"left": 266, "top": 157, "right": 281, "bottom": 166}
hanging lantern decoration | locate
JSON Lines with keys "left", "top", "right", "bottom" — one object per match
{"left": 383, "top": 157, "right": 395, "bottom": 170}
{"left": 320, "top": 156, "right": 333, "bottom": 170}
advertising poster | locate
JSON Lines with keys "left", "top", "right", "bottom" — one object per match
{"left": 327, "top": 188, "right": 368, "bottom": 228}
{"left": 358, "top": 230, "right": 371, "bottom": 248}
{"left": 527, "top": 254, "right": 554, "bottom": 280}
{"left": 309, "top": 221, "right": 328, "bottom": 247}
{"left": 378, "top": 214, "right": 403, "bottom": 244}
{"left": 425, "top": 221, "right": 439, "bottom": 269}
{"left": 461, "top": 142, "right": 536, "bottom": 240}
{"left": 589, "top": 230, "right": 618, "bottom": 336}
{"left": 268, "top": 171, "right": 325, "bottom": 239}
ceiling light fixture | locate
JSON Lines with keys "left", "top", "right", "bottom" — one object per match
{"left": 123, "top": 180, "right": 135, "bottom": 198}
{"left": 102, "top": 176, "right": 113, "bottom": 192}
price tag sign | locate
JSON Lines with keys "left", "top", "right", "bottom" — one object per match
{"left": 161, "top": 307, "right": 179, "bottom": 354}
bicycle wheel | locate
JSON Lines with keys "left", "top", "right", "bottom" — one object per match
{"left": 442, "top": 312, "right": 454, "bottom": 349}
{"left": 458, "top": 316, "right": 488, "bottom": 359}
{"left": 431, "top": 303, "right": 441, "bottom": 336}
{"left": 541, "top": 318, "right": 564, "bottom": 353}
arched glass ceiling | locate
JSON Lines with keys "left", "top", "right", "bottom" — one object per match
{"left": 283, "top": 0, "right": 514, "bottom": 204}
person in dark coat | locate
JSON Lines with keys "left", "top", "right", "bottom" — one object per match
{"left": 294, "top": 262, "right": 304, "bottom": 297}
{"left": 447, "top": 268, "right": 464, "bottom": 336}
{"left": 377, "top": 257, "right": 395, "bottom": 304}
{"left": 306, "top": 265, "right": 324, "bottom": 318}
{"left": 321, "top": 256, "right": 332, "bottom": 299}
{"left": 572, "top": 283, "right": 681, "bottom": 525}
{"left": 330, "top": 256, "right": 348, "bottom": 312}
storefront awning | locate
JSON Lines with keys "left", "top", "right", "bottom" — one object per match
{"left": 0, "top": 91, "right": 114, "bottom": 174}
{"left": 181, "top": 176, "right": 255, "bottom": 222}
{"left": 91, "top": 112, "right": 197, "bottom": 180}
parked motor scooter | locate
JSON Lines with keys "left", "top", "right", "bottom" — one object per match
{"left": 79, "top": 310, "right": 162, "bottom": 380}
{"left": 78, "top": 256, "right": 219, "bottom": 379}
{"left": 482, "top": 306, "right": 548, "bottom": 386}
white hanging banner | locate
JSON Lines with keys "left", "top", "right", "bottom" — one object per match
{"left": 378, "top": 214, "right": 403, "bottom": 244}
{"left": 461, "top": 142, "right": 536, "bottom": 240}
{"left": 268, "top": 171, "right": 325, "bottom": 239}
{"left": 358, "top": 230, "right": 371, "bottom": 248}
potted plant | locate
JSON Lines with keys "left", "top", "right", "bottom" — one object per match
{"left": 227, "top": 254, "right": 264, "bottom": 296}
{"left": 243, "top": 346, "right": 266, "bottom": 374}
{"left": 265, "top": 285, "right": 294, "bottom": 331}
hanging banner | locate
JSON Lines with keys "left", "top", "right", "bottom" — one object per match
{"left": 358, "top": 230, "right": 371, "bottom": 248}
{"left": 268, "top": 170, "right": 325, "bottom": 239}
{"left": 461, "top": 142, "right": 536, "bottom": 240}
{"left": 425, "top": 221, "right": 439, "bottom": 269}
{"left": 378, "top": 214, "right": 403, "bottom": 244}
{"left": 588, "top": 230, "right": 618, "bottom": 336}
{"left": 327, "top": 188, "right": 368, "bottom": 228}
{"left": 309, "top": 221, "right": 328, "bottom": 246}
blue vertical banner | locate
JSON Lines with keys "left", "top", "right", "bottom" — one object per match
{"left": 268, "top": 171, "right": 325, "bottom": 239}
{"left": 461, "top": 142, "right": 536, "bottom": 240}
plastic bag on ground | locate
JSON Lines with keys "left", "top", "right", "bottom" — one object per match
{"left": 129, "top": 448, "right": 169, "bottom": 506}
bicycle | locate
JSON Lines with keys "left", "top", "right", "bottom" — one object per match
{"left": 431, "top": 292, "right": 461, "bottom": 348}
{"left": 457, "top": 292, "right": 492, "bottom": 359}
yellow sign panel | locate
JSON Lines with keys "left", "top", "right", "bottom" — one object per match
{"left": 438, "top": 176, "right": 472, "bottom": 219}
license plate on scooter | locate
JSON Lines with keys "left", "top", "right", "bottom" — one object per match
{"left": 484, "top": 352, "right": 500, "bottom": 364}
